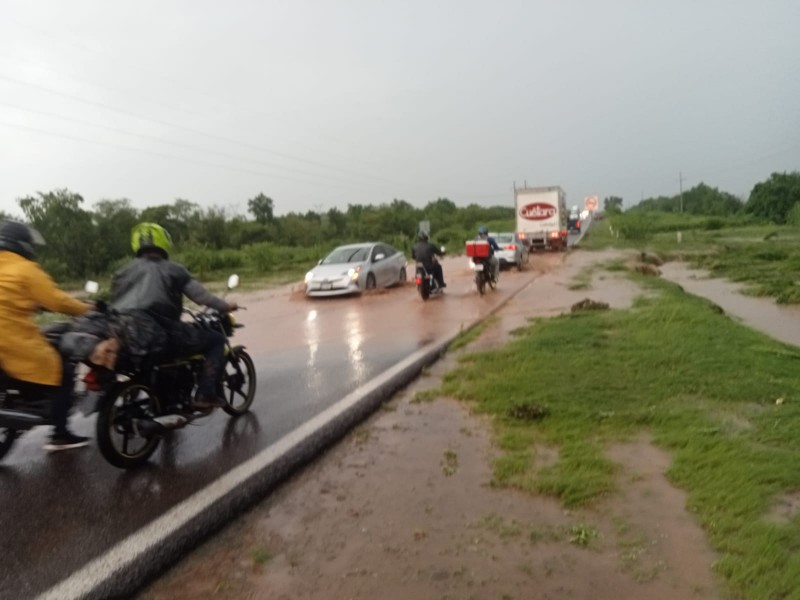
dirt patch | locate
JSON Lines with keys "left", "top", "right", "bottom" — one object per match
{"left": 766, "top": 491, "right": 800, "bottom": 524}
{"left": 139, "top": 250, "right": 721, "bottom": 600}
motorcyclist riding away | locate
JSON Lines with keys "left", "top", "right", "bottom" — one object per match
{"left": 412, "top": 231, "right": 446, "bottom": 289}
{"left": 0, "top": 221, "right": 93, "bottom": 451}
{"left": 110, "top": 223, "right": 238, "bottom": 410}
{"left": 477, "top": 226, "right": 500, "bottom": 282}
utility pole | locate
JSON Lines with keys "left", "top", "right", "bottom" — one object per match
{"left": 679, "top": 171, "right": 684, "bottom": 213}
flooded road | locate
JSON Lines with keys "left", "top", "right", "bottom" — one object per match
{"left": 0, "top": 253, "right": 563, "bottom": 600}
{"left": 661, "top": 262, "right": 800, "bottom": 348}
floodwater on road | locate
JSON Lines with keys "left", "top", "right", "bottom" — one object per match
{"left": 661, "top": 261, "right": 800, "bottom": 347}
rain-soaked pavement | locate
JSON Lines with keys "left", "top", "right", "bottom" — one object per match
{"left": 0, "top": 252, "right": 563, "bottom": 600}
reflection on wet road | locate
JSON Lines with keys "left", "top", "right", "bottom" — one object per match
{"left": 0, "top": 254, "right": 555, "bottom": 599}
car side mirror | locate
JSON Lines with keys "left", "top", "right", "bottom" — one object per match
{"left": 374, "top": 253, "right": 385, "bottom": 262}
{"left": 227, "top": 274, "right": 240, "bottom": 290}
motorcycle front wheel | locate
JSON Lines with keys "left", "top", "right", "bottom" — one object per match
{"left": 221, "top": 350, "right": 257, "bottom": 417}
{"left": 96, "top": 382, "right": 162, "bottom": 469}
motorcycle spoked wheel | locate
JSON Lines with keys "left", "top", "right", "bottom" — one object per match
{"left": 96, "top": 382, "right": 162, "bottom": 469}
{"left": 220, "top": 350, "right": 257, "bottom": 417}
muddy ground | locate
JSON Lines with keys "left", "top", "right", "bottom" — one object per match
{"left": 140, "top": 250, "right": 722, "bottom": 600}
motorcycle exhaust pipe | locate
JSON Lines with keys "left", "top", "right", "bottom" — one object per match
{"left": 0, "top": 409, "right": 46, "bottom": 430}
{"left": 135, "top": 414, "right": 189, "bottom": 436}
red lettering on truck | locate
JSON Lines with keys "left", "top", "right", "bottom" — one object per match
{"left": 518, "top": 203, "right": 557, "bottom": 221}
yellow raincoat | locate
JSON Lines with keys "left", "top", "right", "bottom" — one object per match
{"left": 0, "top": 251, "right": 89, "bottom": 386}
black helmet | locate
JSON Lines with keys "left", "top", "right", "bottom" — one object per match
{"left": 418, "top": 231, "right": 429, "bottom": 242}
{"left": 0, "top": 221, "right": 46, "bottom": 260}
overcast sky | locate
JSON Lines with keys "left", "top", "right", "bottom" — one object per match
{"left": 1, "top": 0, "right": 798, "bottom": 218}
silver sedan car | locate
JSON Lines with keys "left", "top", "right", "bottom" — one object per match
{"left": 491, "top": 232, "right": 529, "bottom": 270}
{"left": 304, "top": 242, "right": 408, "bottom": 297}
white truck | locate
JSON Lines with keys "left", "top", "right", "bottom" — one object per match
{"left": 514, "top": 185, "right": 568, "bottom": 251}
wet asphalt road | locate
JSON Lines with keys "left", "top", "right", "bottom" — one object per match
{"left": 0, "top": 254, "right": 562, "bottom": 600}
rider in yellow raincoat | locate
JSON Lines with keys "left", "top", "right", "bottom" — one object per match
{"left": 0, "top": 221, "right": 92, "bottom": 450}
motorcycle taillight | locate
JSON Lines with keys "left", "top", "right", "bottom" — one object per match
{"left": 83, "top": 369, "right": 103, "bottom": 391}
{"left": 415, "top": 277, "right": 423, "bottom": 285}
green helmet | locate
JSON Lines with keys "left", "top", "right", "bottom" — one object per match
{"left": 131, "top": 222, "right": 173, "bottom": 258}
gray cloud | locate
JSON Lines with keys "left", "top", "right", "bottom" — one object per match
{"left": 1, "top": 0, "right": 798, "bottom": 217}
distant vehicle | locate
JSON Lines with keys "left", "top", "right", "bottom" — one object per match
{"left": 491, "top": 232, "right": 529, "bottom": 270}
{"left": 515, "top": 185, "right": 568, "bottom": 251}
{"left": 567, "top": 208, "right": 581, "bottom": 233}
{"left": 305, "top": 242, "right": 407, "bottom": 297}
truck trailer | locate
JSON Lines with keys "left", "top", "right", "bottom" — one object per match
{"left": 515, "top": 185, "right": 568, "bottom": 251}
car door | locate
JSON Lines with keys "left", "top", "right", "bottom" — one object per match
{"left": 370, "top": 244, "right": 388, "bottom": 287}
{"left": 383, "top": 244, "right": 401, "bottom": 284}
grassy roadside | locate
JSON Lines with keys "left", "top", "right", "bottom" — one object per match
{"left": 434, "top": 267, "right": 800, "bottom": 599}
{"left": 582, "top": 214, "right": 800, "bottom": 304}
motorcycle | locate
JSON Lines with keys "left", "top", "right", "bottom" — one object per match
{"left": 469, "top": 256, "right": 497, "bottom": 296}
{"left": 0, "top": 283, "right": 105, "bottom": 462}
{"left": 91, "top": 274, "right": 256, "bottom": 469}
{"left": 0, "top": 275, "right": 257, "bottom": 470}
{"left": 415, "top": 255, "right": 445, "bottom": 301}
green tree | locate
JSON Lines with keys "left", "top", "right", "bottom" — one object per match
{"left": 18, "top": 189, "right": 98, "bottom": 277}
{"left": 93, "top": 198, "right": 140, "bottom": 265}
{"left": 744, "top": 171, "right": 800, "bottom": 224}
{"left": 604, "top": 196, "right": 623, "bottom": 214}
{"left": 248, "top": 193, "right": 274, "bottom": 224}
{"left": 140, "top": 199, "right": 199, "bottom": 245}
{"left": 634, "top": 183, "right": 742, "bottom": 216}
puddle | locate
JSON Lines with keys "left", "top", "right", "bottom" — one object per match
{"left": 661, "top": 262, "right": 800, "bottom": 348}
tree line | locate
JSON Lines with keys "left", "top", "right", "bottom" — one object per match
{"left": 602, "top": 171, "right": 800, "bottom": 222}
{"left": 3, "top": 190, "right": 514, "bottom": 282}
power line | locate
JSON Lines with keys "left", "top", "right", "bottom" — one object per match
{"left": 0, "top": 119, "right": 384, "bottom": 191}
{"left": 0, "top": 101, "right": 399, "bottom": 190}
{"left": 0, "top": 73, "right": 409, "bottom": 187}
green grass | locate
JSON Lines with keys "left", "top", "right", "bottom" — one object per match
{"left": 449, "top": 316, "right": 498, "bottom": 352}
{"left": 441, "top": 271, "right": 800, "bottom": 599}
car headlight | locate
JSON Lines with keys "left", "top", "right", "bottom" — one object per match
{"left": 304, "top": 271, "right": 314, "bottom": 283}
{"left": 347, "top": 266, "right": 361, "bottom": 281}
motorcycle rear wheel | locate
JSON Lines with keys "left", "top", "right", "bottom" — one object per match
{"left": 476, "top": 273, "right": 486, "bottom": 296}
{"left": 221, "top": 350, "right": 257, "bottom": 417}
{"left": 418, "top": 282, "right": 430, "bottom": 301}
{"left": 97, "top": 382, "right": 162, "bottom": 469}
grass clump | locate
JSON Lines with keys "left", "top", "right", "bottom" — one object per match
{"left": 441, "top": 274, "right": 800, "bottom": 599}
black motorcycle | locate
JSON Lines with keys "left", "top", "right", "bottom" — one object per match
{"left": 0, "top": 277, "right": 257, "bottom": 469}
{"left": 415, "top": 262, "right": 444, "bottom": 301}
{"left": 470, "top": 255, "right": 497, "bottom": 296}
{"left": 92, "top": 303, "right": 256, "bottom": 469}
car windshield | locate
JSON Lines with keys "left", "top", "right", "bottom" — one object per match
{"left": 494, "top": 234, "right": 514, "bottom": 244}
{"left": 321, "top": 246, "right": 370, "bottom": 264}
